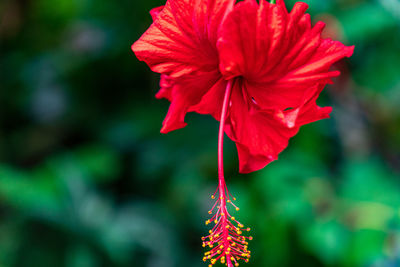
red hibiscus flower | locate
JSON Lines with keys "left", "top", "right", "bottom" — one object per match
{"left": 133, "top": 0, "right": 353, "bottom": 173}
{"left": 132, "top": 0, "right": 353, "bottom": 266}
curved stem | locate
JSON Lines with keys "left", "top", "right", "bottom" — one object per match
{"left": 218, "top": 79, "right": 233, "bottom": 267}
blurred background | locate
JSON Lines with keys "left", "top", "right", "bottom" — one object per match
{"left": 0, "top": 0, "right": 400, "bottom": 266}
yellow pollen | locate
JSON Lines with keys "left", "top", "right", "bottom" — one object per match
{"left": 236, "top": 207, "right": 240, "bottom": 211}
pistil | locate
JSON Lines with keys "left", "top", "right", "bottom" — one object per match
{"left": 202, "top": 80, "right": 252, "bottom": 267}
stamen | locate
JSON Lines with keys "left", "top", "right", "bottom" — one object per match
{"left": 202, "top": 80, "right": 252, "bottom": 267}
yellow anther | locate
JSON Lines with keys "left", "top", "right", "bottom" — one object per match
{"left": 217, "top": 250, "right": 221, "bottom": 254}
{"left": 208, "top": 211, "right": 212, "bottom": 214}
{"left": 221, "top": 213, "right": 225, "bottom": 217}
{"left": 226, "top": 225, "right": 230, "bottom": 229}
{"left": 238, "top": 224, "right": 244, "bottom": 228}
{"left": 220, "top": 196, "right": 224, "bottom": 200}
{"left": 247, "top": 228, "right": 251, "bottom": 231}
{"left": 235, "top": 264, "right": 239, "bottom": 267}
{"left": 236, "top": 207, "right": 240, "bottom": 211}
{"left": 245, "top": 259, "right": 249, "bottom": 263}
{"left": 209, "top": 230, "right": 212, "bottom": 234}
{"left": 233, "top": 197, "right": 237, "bottom": 201}
{"left": 203, "top": 257, "right": 207, "bottom": 262}
{"left": 211, "top": 195, "right": 215, "bottom": 199}
{"left": 214, "top": 219, "right": 218, "bottom": 224}
{"left": 220, "top": 245, "right": 224, "bottom": 249}
{"left": 227, "top": 200, "right": 231, "bottom": 203}
{"left": 211, "top": 259, "right": 216, "bottom": 264}
{"left": 231, "top": 257, "right": 235, "bottom": 260}
{"left": 227, "top": 248, "right": 231, "bottom": 251}
{"left": 249, "top": 236, "right": 253, "bottom": 240}
{"left": 231, "top": 217, "right": 235, "bottom": 220}
{"left": 227, "top": 237, "right": 232, "bottom": 240}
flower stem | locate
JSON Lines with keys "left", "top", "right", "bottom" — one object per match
{"left": 218, "top": 80, "right": 233, "bottom": 267}
{"left": 270, "top": 0, "right": 276, "bottom": 4}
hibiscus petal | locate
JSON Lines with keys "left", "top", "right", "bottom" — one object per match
{"left": 155, "top": 74, "right": 173, "bottom": 101}
{"left": 189, "top": 78, "right": 227, "bottom": 121}
{"left": 226, "top": 81, "right": 332, "bottom": 173}
{"left": 218, "top": 0, "right": 353, "bottom": 112}
{"left": 150, "top": 6, "right": 165, "bottom": 21}
{"left": 133, "top": 0, "right": 234, "bottom": 78}
{"left": 133, "top": 0, "right": 234, "bottom": 133}
{"left": 160, "top": 71, "right": 221, "bottom": 133}
{"left": 225, "top": 81, "right": 299, "bottom": 173}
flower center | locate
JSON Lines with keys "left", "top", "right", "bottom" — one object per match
{"left": 202, "top": 80, "right": 252, "bottom": 267}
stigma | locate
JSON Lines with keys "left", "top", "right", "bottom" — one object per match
{"left": 202, "top": 189, "right": 252, "bottom": 267}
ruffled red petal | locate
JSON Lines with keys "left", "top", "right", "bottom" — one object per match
{"left": 159, "top": 70, "right": 221, "bottom": 133}
{"left": 226, "top": 81, "right": 331, "bottom": 173}
{"left": 218, "top": 0, "right": 354, "bottom": 110}
{"left": 150, "top": 6, "right": 165, "bottom": 21}
{"left": 132, "top": 0, "right": 235, "bottom": 133}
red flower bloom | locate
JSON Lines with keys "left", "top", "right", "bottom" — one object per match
{"left": 132, "top": 0, "right": 353, "bottom": 266}
{"left": 133, "top": 0, "right": 353, "bottom": 173}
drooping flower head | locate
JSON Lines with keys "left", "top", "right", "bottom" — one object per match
{"left": 132, "top": 0, "right": 353, "bottom": 266}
